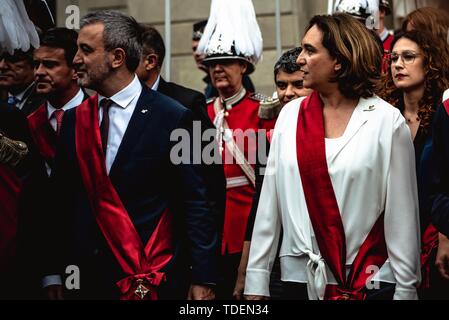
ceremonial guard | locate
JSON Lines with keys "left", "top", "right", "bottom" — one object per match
{"left": 335, "top": 0, "right": 394, "bottom": 72}
{"left": 197, "top": 0, "right": 276, "bottom": 298}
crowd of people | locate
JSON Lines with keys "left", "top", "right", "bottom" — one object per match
{"left": 1, "top": 0, "right": 449, "bottom": 300}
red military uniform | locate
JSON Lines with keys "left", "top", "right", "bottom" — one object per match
{"left": 207, "top": 87, "right": 276, "bottom": 255}
{"left": 381, "top": 30, "right": 394, "bottom": 74}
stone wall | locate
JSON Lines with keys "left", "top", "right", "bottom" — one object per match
{"left": 56, "top": 0, "right": 333, "bottom": 96}
{"left": 56, "top": 0, "right": 411, "bottom": 96}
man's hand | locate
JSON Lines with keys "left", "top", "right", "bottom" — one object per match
{"left": 233, "top": 241, "right": 251, "bottom": 300}
{"left": 436, "top": 233, "right": 449, "bottom": 280}
{"left": 187, "top": 284, "right": 216, "bottom": 300}
{"left": 46, "top": 285, "right": 64, "bottom": 300}
{"left": 232, "top": 241, "right": 251, "bottom": 300}
{"left": 233, "top": 269, "right": 246, "bottom": 300}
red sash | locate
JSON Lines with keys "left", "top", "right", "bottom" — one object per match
{"left": 296, "top": 92, "right": 388, "bottom": 300}
{"left": 420, "top": 223, "right": 439, "bottom": 288}
{"left": 0, "top": 165, "right": 22, "bottom": 272}
{"left": 28, "top": 105, "right": 56, "bottom": 163}
{"left": 75, "top": 95, "right": 174, "bottom": 300}
{"left": 443, "top": 99, "right": 449, "bottom": 115}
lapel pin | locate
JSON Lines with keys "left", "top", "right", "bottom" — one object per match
{"left": 141, "top": 109, "right": 149, "bottom": 114}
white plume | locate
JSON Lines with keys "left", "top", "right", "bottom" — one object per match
{"left": 197, "top": 0, "right": 263, "bottom": 65}
{"left": 0, "top": 0, "right": 40, "bottom": 54}
{"left": 334, "top": 0, "right": 380, "bottom": 16}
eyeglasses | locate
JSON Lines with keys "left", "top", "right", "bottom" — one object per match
{"left": 389, "top": 51, "right": 420, "bottom": 65}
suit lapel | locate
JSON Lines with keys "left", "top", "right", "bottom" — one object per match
{"left": 82, "top": 92, "right": 90, "bottom": 102}
{"left": 327, "top": 97, "right": 372, "bottom": 164}
{"left": 109, "top": 88, "right": 155, "bottom": 176}
{"left": 21, "top": 84, "right": 45, "bottom": 116}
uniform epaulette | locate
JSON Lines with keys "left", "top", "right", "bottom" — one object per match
{"left": 206, "top": 97, "right": 217, "bottom": 105}
{"left": 253, "top": 93, "right": 282, "bottom": 120}
{"left": 0, "top": 132, "right": 29, "bottom": 167}
{"left": 249, "top": 92, "right": 270, "bottom": 102}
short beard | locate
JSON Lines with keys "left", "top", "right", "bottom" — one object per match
{"left": 78, "top": 56, "right": 113, "bottom": 91}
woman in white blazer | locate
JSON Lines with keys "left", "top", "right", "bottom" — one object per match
{"left": 244, "top": 13, "right": 421, "bottom": 300}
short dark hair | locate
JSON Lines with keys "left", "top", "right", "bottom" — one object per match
{"left": 40, "top": 28, "right": 78, "bottom": 67}
{"left": 140, "top": 25, "right": 166, "bottom": 68}
{"left": 80, "top": 10, "right": 143, "bottom": 72}
{"left": 274, "top": 47, "right": 301, "bottom": 82}
{"left": 192, "top": 20, "right": 207, "bottom": 40}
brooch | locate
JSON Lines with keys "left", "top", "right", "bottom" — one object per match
{"left": 363, "top": 105, "right": 376, "bottom": 112}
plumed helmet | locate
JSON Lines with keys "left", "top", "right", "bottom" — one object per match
{"left": 196, "top": 0, "right": 263, "bottom": 75}
{"left": 334, "top": 0, "right": 380, "bottom": 21}
{"left": 379, "top": 0, "right": 391, "bottom": 15}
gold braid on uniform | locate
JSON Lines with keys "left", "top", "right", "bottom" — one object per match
{"left": 0, "top": 131, "right": 29, "bottom": 167}
{"left": 252, "top": 93, "right": 282, "bottom": 120}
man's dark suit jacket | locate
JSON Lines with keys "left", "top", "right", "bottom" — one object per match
{"left": 28, "top": 91, "right": 90, "bottom": 174}
{"left": 19, "top": 83, "right": 46, "bottom": 117}
{"left": 45, "top": 86, "right": 220, "bottom": 299}
{"left": 157, "top": 78, "right": 226, "bottom": 238}
{"left": 430, "top": 104, "right": 449, "bottom": 237}
{"left": 0, "top": 102, "right": 48, "bottom": 299}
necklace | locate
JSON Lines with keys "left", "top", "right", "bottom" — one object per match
{"left": 406, "top": 116, "right": 420, "bottom": 123}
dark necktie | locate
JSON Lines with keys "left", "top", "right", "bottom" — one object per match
{"left": 52, "top": 109, "right": 64, "bottom": 136}
{"left": 100, "top": 99, "right": 113, "bottom": 155}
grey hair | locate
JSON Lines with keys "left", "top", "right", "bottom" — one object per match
{"left": 80, "top": 10, "right": 143, "bottom": 72}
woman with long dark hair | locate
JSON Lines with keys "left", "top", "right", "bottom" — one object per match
{"left": 381, "top": 30, "right": 449, "bottom": 299}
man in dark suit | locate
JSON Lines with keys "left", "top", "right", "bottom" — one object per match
{"left": 0, "top": 102, "right": 48, "bottom": 299}
{"left": 136, "top": 25, "right": 212, "bottom": 126}
{"left": 0, "top": 49, "right": 45, "bottom": 116}
{"left": 43, "top": 10, "right": 219, "bottom": 300}
{"left": 28, "top": 27, "right": 88, "bottom": 177}
{"left": 135, "top": 25, "right": 226, "bottom": 247}
{"left": 429, "top": 102, "right": 449, "bottom": 292}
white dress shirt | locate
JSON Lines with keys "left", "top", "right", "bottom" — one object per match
{"left": 98, "top": 75, "right": 143, "bottom": 174}
{"left": 47, "top": 89, "right": 84, "bottom": 132}
{"left": 244, "top": 95, "right": 421, "bottom": 300}
{"left": 443, "top": 88, "right": 449, "bottom": 102}
{"left": 42, "top": 89, "right": 85, "bottom": 176}
{"left": 151, "top": 75, "right": 161, "bottom": 91}
{"left": 379, "top": 28, "right": 392, "bottom": 43}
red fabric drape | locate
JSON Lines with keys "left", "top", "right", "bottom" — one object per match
{"left": 0, "top": 165, "right": 22, "bottom": 273}
{"left": 443, "top": 99, "right": 449, "bottom": 115}
{"left": 296, "top": 92, "right": 388, "bottom": 300}
{"left": 75, "top": 95, "right": 174, "bottom": 300}
{"left": 28, "top": 105, "right": 56, "bottom": 163}
{"left": 420, "top": 224, "right": 439, "bottom": 289}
